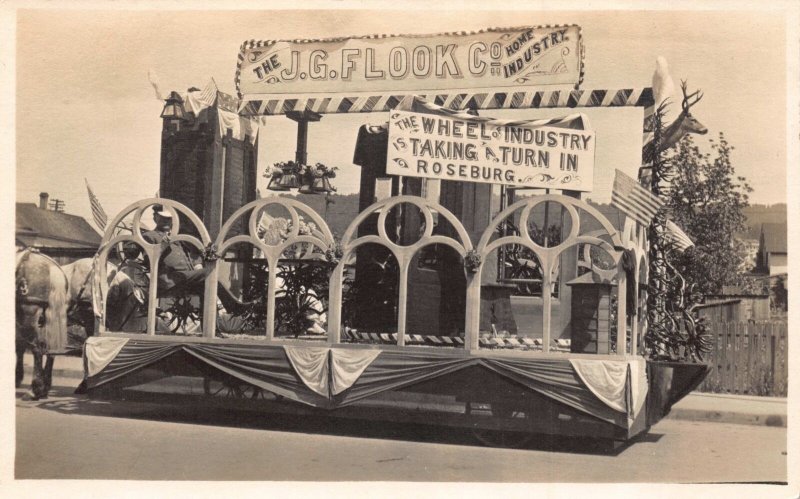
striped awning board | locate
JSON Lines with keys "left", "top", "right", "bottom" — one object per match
{"left": 340, "top": 328, "right": 569, "bottom": 350}
{"left": 239, "top": 87, "right": 655, "bottom": 119}
{"left": 359, "top": 95, "right": 590, "bottom": 134}
{"left": 240, "top": 88, "right": 654, "bottom": 147}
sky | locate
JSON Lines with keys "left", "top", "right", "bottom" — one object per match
{"left": 12, "top": 6, "right": 791, "bottom": 229}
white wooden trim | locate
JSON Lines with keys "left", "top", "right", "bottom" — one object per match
{"left": 97, "top": 194, "right": 643, "bottom": 360}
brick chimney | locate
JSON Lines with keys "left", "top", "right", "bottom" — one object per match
{"left": 39, "top": 192, "right": 49, "bottom": 209}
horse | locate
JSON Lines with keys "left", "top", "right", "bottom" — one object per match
{"left": 16, "top": 252, "right": 147, "bottom": 400}
{"left": 15, "top": 249, "right": 70, "bottom": 400}
{"left": 62, "top": 257, "right": 105, "bottom": 337}
{"left": 62, "top": 256, "right": 147, "bottom": 335}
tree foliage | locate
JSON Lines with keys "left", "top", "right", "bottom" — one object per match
{"left": 665, "top": 133, "right": 753, "bottom": 295}
{"left": 771, "top": 275, "right": 788, "bottom": 311}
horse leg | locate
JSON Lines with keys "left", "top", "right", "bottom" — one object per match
{"left": 43, "top": 355, "right": 55, "bottom": 395}
{"left": 15, "top": 341, "right": 25, "bottom": 388}
{"left": 27, "top": 340, "right": 47, "bottom": 400}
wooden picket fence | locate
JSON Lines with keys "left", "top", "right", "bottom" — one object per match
{"left": 697, "top": 321, "right": 788, "bottom": 397}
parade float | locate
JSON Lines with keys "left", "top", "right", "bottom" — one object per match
{"left": 80, "top": 25, "right": 710, "bottom": 447}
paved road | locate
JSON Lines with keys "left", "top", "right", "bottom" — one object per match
{"left": 14, "top": 379, "right": 787, "bottom": 482}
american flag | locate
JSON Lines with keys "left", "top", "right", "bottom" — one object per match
{"left": 197, "top": 78, "right": 218, "bottom": 107}
{"left": 611, "top": 169, "right": 664, "bottom": 227}
{"left": 665, "top": 220, "right": 695, "bottom": 252}
{"left": 182, "top": 79, "right": 219, "bottom": 115}
{"left": 85, "top": 178, "right": 108, "bottom": 230}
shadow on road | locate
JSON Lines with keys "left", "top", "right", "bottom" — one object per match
{"left": 18, "top": 381, "right": 660, "bottom": 456}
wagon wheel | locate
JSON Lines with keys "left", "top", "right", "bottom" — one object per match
{"left": 467, "top": 401, "right": 535, "bottom": 449}
{"left": 509, "top": 262, "right": 542, "bottom": 296}
{"left": 202, "top": 377, "right": 265, "bottom": 400}
{"left": 158, "top": 295, "right": 201, "bottom": 334}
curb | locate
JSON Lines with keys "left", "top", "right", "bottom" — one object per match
{"left": 684, "top": 392, "right": 788, "bottom": 404}
{"left": 23, "top": 367, "right": 84, "bottom": 381}
{"left": 666, "top": 407, "right": 786, "bottom": 427}
{"left": 24, "top": 366, "right": 787, "bottom": 428}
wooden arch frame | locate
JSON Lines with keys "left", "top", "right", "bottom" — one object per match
{"left": 327, "top": 195, "right": 473, "bottom": 346}
{"left": 97, "top": 191, "right": 644, "bottom": 358}
{"left": 468, "top": 194, "right": 626, "bottom": 353}
{"left": 96, "top": 198, "right": 211, "bottom": 336}
{"left": 209, "top": 197, "right": 337, "bottom": 340}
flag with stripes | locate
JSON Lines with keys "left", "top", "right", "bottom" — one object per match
{"left": 665, "top": 220, "right": 695, "bottom": 251}
{"left": 183, "top": 79, "right": 219, "bottom": 115}
{"left": 85, "top": 179, "right": 108, "bottom": 230}
{"left": 197, "top": 78, "right": 218, "bottom": 107}
{"left": 611, "top": 169, "right": 664, "bottom": 227}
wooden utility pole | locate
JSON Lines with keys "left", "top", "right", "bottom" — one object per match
{"left": 286, "top": 110, "right": 322, "bottom": 165}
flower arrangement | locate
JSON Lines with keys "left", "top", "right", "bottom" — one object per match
{"left": 202, "top": 243, "right": 220, "bottom": 262}
{"left": 264, "top": 161, "right": 338, "bottom": 193}
{"left": 310, "top": 162, "right": 337, "bottom": 178}
{"left": 325, "top": 242, "right": 344, "bottom": 265}
{"left": 464, "top": 249, "right": 481, "bottom": 273}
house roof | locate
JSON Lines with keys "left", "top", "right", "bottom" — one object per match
{"left": 761, "top": 222, "right": 787, "bottom": 254}
{"left": 16, "top": 203, "right": 102, "bottom": 249}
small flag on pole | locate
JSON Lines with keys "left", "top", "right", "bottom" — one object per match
{"left": 665, "top": 220, "right": 695, "bottom": 252}
{"left": 198, "top": 78, "right": 218, "bottom": 107}
{"left": 611, "top": 169, "right": 664, "bottom": 227}
{"left": 183, "top": 78, "right": 218, "bottom": 115}
{"left": 85, "top": 179, "right": 108, "bottom": 230}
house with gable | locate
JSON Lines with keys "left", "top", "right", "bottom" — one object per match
{"left": 16, "top": 192, "right": 102, "bottom": 265}
{"left": 755, "top": 222, "right": 787, "bottom": 276}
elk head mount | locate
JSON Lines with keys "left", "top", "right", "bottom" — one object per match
{"left": 641, "top": 80, "right": 707, "bottom": 168}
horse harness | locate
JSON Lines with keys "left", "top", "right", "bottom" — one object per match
{"left": 66, "top": 261, "right": 95, "bottom": 327}
{"left": 113, "top": 260, "right": 150, "bottom": 330}
{"left": 15, "top": 248, "right": 67, "bottom": 331}
{"left": 16, "top": 249, "right": 63, "bottom": 307}
{"left": 66, "top": 258, "right": 147, "bottom": 331}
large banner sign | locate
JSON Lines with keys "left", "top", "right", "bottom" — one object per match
{"left": 236, "top": 25, "right": 583, "bottom": 99}
{"left": 387, "top": 110, "right": 595, "bottom": 191}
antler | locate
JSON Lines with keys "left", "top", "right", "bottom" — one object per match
{"left": 680, "top": 79, "right": 703, "bottom": 111}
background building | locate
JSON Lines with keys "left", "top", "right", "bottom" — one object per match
{"left": 755, "top": 222, "right": 787, "bottom": 276}
{"left": 16, "top": 192, "right": 101, "bottom": 265}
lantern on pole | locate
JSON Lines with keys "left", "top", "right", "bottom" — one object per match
{"left": 160, "top": 91, "right": 186, "bottom": 131}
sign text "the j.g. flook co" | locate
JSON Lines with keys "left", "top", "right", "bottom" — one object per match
{"left": 237, "top": 25, "right": 583, "bottom": 97}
